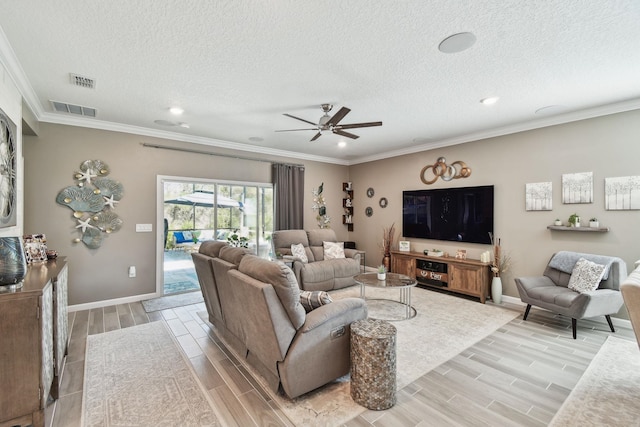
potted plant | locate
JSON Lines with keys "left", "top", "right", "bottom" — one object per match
{"left": 377, "top": 265, "right": 387, "bottom": 281}
{"left": 568, "top": 213, "right": 580, "bottom": 228}
{"left": 227, "top": 233, "right": 249, "bottom": 248}
{"left": 589, "top": 217, "right": 600, "bottom": 228}
{"left": 554, "top": 218, "right": 562, "bottom": 226}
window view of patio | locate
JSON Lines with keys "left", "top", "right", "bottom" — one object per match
{"left": 163, "top": 180, "right": 274, "bottom": 295}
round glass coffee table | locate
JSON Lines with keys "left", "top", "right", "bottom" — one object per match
{"left": 354, "top": 273, "right": 417, "bottom": 321}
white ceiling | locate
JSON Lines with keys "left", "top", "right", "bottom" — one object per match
{"left": 1, "top": 1, "right": 640, "bottom": 165}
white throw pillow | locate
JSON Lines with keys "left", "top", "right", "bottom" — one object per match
{"left": 290, "top": 243, "right": 308, "bottom": 263}
{"left": 323, "top": 241, "right": 345, "bottom": 259}
{"left": 568, "top": 258, "right": 606, "bottom": 293}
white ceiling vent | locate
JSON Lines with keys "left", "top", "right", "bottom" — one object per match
{"left": 51, "top": 100, "right": 97, "bottom": 117}
{"left": 69, "top": 73, "right": 96, "bottom": 89}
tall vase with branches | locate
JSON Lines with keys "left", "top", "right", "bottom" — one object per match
{"left": 489, "top": 233, "right": 511, "bottom": 304}
{"left": 381, "top": 223, "right": 396, "bottom": 272}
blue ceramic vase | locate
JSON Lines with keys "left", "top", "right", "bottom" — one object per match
{"left": 0, "top": 237, "right": 28, "bottom": 288}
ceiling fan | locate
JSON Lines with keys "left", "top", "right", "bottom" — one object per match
{"left": 276, "top": 104, "right": 382, "bottom": 142}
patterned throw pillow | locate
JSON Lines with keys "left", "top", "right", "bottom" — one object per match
{"left": 299, "top": 290, "right": 332, "bottom": 312}
{"left": 568, "top": 258, "right": 606, "bottom": 293}
{"left": 290, "top": 243, "right": 308, "bottom": 263}
{"left": 323, "top": 241, "right": 345, "bottom": 259}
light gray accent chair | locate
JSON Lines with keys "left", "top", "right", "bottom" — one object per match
{"left": 621, "top": 263, "right": 640, "bottom": 349}
{"left": 271, "top": 229, "right": 361, "bottom": 291}
{"left": 515, "top": 251, "right": 627, "bottom": 339}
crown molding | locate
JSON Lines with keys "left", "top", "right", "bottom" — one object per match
{"left": 350, "top": 98, "right": 640, "bottom": 165}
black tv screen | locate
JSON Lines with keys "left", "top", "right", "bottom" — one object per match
{"left": 402, "top": 185, "right": 494, "bottom": 245}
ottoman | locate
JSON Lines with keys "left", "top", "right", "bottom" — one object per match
{"left": 350, "top": 318, "right": 397, "bottom": 410}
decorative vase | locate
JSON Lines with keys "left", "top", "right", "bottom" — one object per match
{"left": 377, "top": 273, "right": 386, "bottom": 281}
{"left": 590, "top": 221, "right": 599, "bottom": 228}
{"left": 382, "top": 254, "right": 391, "bottom": 272}
{"left": 0, "top": 237, "right": 28, "bottom": 290}
{"left": 554, "top": 220, "right": 562, "bottom": 226}
{"left": 491, "top": 276, "right": 503, "bottom": 304}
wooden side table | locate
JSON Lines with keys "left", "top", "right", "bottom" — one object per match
{"left": 350, "top": 318, "right": 397, "bottom": 410}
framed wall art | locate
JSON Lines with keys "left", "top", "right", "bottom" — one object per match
{"left": 605, "top": 175, "right": 640, "bottom": 210}
{"left": 0, "top": 108, "right": 17, "bottom": 228}
{"left": 562, "top": 172, "right": 593, "bottom": 204}
{"left": 525, "top": 182, "right": 552, "bottom": 211}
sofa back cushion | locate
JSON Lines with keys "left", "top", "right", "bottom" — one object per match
{"left": 199, "top": 241, "right": 228, "bottom": 258}
{"left": 272, "top": 230, "right": 314, "bottom": 262}
{"left": 238, "top": 255, "right": 306, "bottom": 329}
{"left": 219, "top": 245, "right": 250, "bottom": 265}
{"left": 307, "top": 229, "right": 338, "bottom": 261}
{"left": 544, "top": 252, "right": 627, "bottom": 290}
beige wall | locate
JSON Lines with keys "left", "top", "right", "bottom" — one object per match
{"left": 22, "top": 110, "right": 640, "bottom": 315}
{"left": 350, "top": 109, "right": 640, "bottom": 312}
{"left": 23, "top": 123, "right": 349, "bottom": 306}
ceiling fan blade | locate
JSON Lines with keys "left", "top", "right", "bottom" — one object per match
{"left": 310, "top": 132, "right": 323, "bottom": 142}
{"left": 283, "top": 113, "right": 317, "bottom": 127}
{"left": 333, "top": 129, "right": 359, "bottom": 139}
{"left": 275, "top": 128, "right": 318, "bottom": 132}
{"left": 327, "top": 107, "right": 351, "bottom": 126}
{"left": 337, "top": 121, "right": 383, "bottom": 130}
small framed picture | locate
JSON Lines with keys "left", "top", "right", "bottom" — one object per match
{"left": 398, "top": 241, "right": 410, "bottom": 252}
{"left": 455, "top": 249, "right": 467, "bottom": 260}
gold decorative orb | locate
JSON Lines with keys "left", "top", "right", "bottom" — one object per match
{"left": 73, "top": 238, "right": 81, "bottom": 243}
{"left": 64, "top": 197, "right": 71, "bottom": 203}
{"left": 93, "top": 189, "right": 101, "bottom": 194}
{"left": 73, "top": 211, "right": 83, "bottom": 218}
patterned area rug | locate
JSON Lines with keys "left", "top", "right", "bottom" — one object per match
{"left": 550, "top": 336, "right": 640, "bottom": 426}
{"left": 207, "top": 286, "right": 519, "bottom": 426}
{"left": 82, "top": 321, "right": 221, "bottom": 427}
{"left": 141, "top": 290, "right": 204, "bottom": 312}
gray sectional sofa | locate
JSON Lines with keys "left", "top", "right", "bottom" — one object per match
{"left": 192, "top": 241, "right": 367, "bottom": 398}
{"left": 271, "top": 229, "right": 362, "bottom": 291}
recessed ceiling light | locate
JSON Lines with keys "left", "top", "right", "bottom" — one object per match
{"left": 338, "top": 141, "right": 347, "bottom": 148}
{"left": 480, "top": 97, "right": 499, "bottom": 106}
{"left": 438, "top": 32, "right": 476, "bottom": 54}
{"left": 169, "top": 107, "right": 184, "bottom": 115}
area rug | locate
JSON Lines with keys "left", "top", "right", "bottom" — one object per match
{"left": 209, "top": 286, "right": 519, "bottom": 426}
{"left": 549, "top": 336, "right": 640, "bottom": 427}
{"left": 141, "top": 290, "right": 204, "bottom": 312}
{"left": 81, "top": 321, "right": 221, "bottom": 427}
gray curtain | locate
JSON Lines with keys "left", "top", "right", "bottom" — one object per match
{"left": 272, "top": 163, "right": 305, "bottom": 230}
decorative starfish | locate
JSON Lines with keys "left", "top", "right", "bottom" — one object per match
{"left": 75, "top": 217, "right": 95, "bottom": 232}
{"left": 76, "top": 169, "right": 97, "bottom": 184}
{"left": 103, "top": 195, "right": 119, "bottom": 209}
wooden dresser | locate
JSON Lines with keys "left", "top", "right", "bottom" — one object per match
{"left": 0, "top": 258, "right": 68, "bottom": 427}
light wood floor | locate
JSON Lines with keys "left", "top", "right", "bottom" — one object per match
{"left": 45, "top": 292, "right": 636, "bottom": 427}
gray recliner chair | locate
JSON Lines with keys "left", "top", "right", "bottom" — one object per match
{"left": 621, "top": 264, "right": 640, "bottom": 349}
{"left": 515, "top": 251, "right": 627, "bottom": 339}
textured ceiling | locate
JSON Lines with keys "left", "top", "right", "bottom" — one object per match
{"left": 1, "top": 0, "right": 640, "bottom": 164}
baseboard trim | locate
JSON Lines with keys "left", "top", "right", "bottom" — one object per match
{"left": 68, "top": 292, "right": 159, "bottom": 312}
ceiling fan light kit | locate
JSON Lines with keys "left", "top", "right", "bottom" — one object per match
{"left": 277, "top": 104, "right": 382, "bottom": 142}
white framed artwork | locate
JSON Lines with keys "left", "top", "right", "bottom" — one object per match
{"left": 605, "top": 175, "right": 640, "bottom": 210}
{"left": 398, "top": 241, "right": 410, "bottom": 252}
{"left": 525, "top": 182, "right": 552, "bottom": 211}
{"left": 562, "top": 172, "right": 593, "bottom": 204}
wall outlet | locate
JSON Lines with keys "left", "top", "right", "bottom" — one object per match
{"left": 128, "top": 266, "right": 136, "bottom": 278}
{"left": 136, "top": 224, "right": 153, "bottom": 232}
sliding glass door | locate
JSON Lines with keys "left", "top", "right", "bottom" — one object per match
{"left": 160, "top": 177, "right": 273, "bottom": 295}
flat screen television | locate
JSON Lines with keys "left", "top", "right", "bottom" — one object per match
{"left": 402, "top": 185, "right": 494, "bottom": 245}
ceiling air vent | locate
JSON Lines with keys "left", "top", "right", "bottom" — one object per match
{"left": 69, "top": 73, "right": 96, "bottom": 89}
{"left": 51, "top": 100, "right": 97, "bottom": 117}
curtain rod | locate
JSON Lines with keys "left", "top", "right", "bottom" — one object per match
{"left": 141, "top": 142, "right": 305, "bottom": 168}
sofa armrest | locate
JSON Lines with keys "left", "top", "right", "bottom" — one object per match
{"left": 300, "top": 297, "right": 366, "bottom": 333}
{"left": 278, "top": 297, "right": 367, "bottom": 397}
{"left": 344, "top": 248, "right": 360, "bottom": 262}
